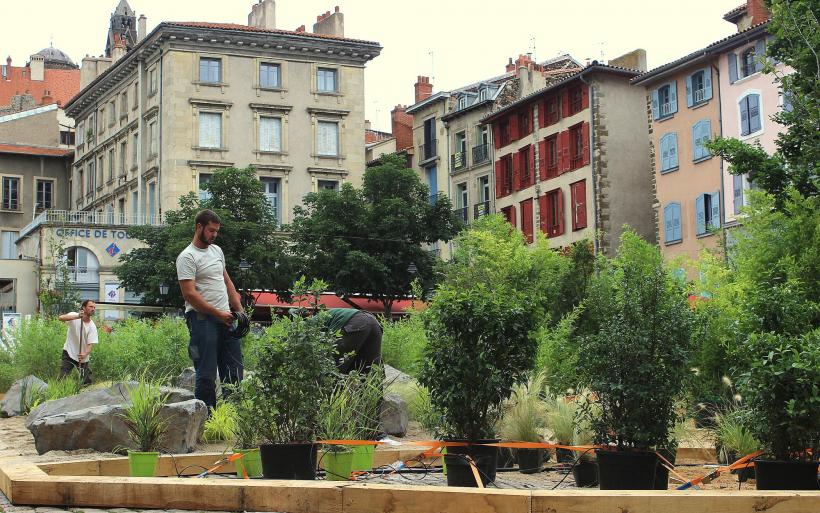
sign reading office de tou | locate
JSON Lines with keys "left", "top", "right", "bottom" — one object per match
{"left": 55, "top": 228, "right": 132, "bottom": 240}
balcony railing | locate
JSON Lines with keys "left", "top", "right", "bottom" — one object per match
{"left": 660, "top": 103, "right": 673, "bottom": 117}
{"left": 420, "top": 139, "right": 437, "bottom": 161}
{"left": 455, "top": 206, "right": 468, "bottom": 224}
{"left": 19, "top": 209, "right": 163, "bottom": 239}
{"left": 68, "top": 267, "right": 100, "bottom": 284}
{"left": 693, "top": 88, "right": 706, "bottom": 103}
{"left": 450, "top": 151, "right": 466, "bottom": 171}
{"left": 472, "top": 143, "right": 489, "bottom": 165}
{"left": 474, "top": 201, "right": 490, "bottom": 219}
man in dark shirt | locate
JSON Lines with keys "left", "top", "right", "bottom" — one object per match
{"left": 326, "top": 308, "right": 383, "bottom": 374}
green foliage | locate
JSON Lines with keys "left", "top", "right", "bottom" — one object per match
{"left": 534, "top": 309, "right": 581, "bottom": 394}
{"left": 318, "top": 375, "right": 363, "bottom": 452}
{"left": 252, "top": 310, "right": 337, "bottom": 443}
{"left": 380, "top": 314, "right": 427, "bottom": 377}
{"left": 575, "top": 231, "right": 692, "bottom": 449}
{"left": 92, "top": 317, "right": 189, "bottom": 383}
{"left": 738, "top": 330, "right": 820, "bottom": 461}
{"left": 713, "top": 408, "right": 760, "bottom": 459}
{"left": 290, "top": 154, "right": 463, "bottom": 316}
{"left": 117, "top": 167, "right": 292, "bottom": 308}
{"left": 41, "top": 374, "right": 83, "bottom": 402}
{"left": 37, "top": 237, "right": 80, "bottom": 318}
{"left": 544, "top": 395, "right": 578, "bottom": 445}
{"left": 202, "top": 401, "right": 238, "bottom": 443}
{"left": 497, "top": 371, "right": 548, "bottom": 442}
{"left": 119, "top": 377, "right": 171, "bottom": 452}
{"left": 12, "top": 317, "right": 66, "bottom": 381}
{"left": 226, "top": 378, "right": 263, "bottom": 450}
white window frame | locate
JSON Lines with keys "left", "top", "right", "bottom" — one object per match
{"left": 198, "top": 111, "right": 223, "bottom": 149}
{"left": 199, "top": 57, "right": 222, "bottom": 84}
{"left": 258, "top": 116, "right": 283, "bottom": 152}
{"left": 317, "top": 67, "right": 338, "bottom": 93}
{"left": 1, "top": 174, "right": 22, "bottom": 211}
{"left": 259, "top": 62, "right": 281, "bottom": 89}
{"left": 737, "top": 89, "right": 764, "bottom": 139}
{"left": 316, "top": 120, "right": 340, "bottom": 156}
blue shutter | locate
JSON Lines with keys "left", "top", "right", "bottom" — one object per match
{"left": 749, "top": 94, "right": 761, "bottom": 133}
{"left": 669, "top": 133, "right": 678, "bottom": 169}
{"left": 703, "top": 68, "right": 713, "bottom": 101}
{"left": 728, "top": 53, "right": 738, "bottom": 83}
{"left": 709, "top": 192, "right": 721, "bottom": 230}
{"left": 767, "top": 36, "right": 778, "bottom": 65}
{"left": 754, "top": 39, "right": 766, "bottom": 72}
{"left": 651, "top": 89, "right": 659, "bottom": 120}
{"left": 685, "top": 74, "right": 693, "bottom": 107}
{"left": 692, "top": 123, "right": 701, "bottom": 160}
{"left": 668, "top": 81, "right": 678, "bottom": 114}
{"left": 693, "top": 120, "right": 711, "bottom": 160}
{"left": 733, "top": 174, "right": 744, "bottom": 214}
{"left": 740, "top": 96, "right": 750, "bottom": 136}
{"left": 696, "top": 195, "right": 706, "bottom": 235}
{"left": 664, "top": 203, "right": 681, "bottom": 243}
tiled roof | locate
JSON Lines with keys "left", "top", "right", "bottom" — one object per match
{"left": 723, "top": 3, "right": 747, "bottom": 21}
{"left": 365, "top": 129, "right": 393, "bottom": 144}
{"left": 166, "top": 21, "right": 380, "bottom": 46}
{"left": 0, "top": 143, "right": 73, "bottom": 157}
{"left": 631, "top": 21, "right": 770, "bottom": 85}
{"left": 0, "top": 66, "right": 80, "bottom": 109}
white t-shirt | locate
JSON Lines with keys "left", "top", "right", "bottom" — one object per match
{"left": 63, "top": 316, "right": 99, "bottom": 362}
{"left": 176, "top": 243, "right": 229, "bottom": 313}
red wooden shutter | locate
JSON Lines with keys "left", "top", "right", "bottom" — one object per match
{"left": 493, "top": 124, "right": 501, "bottom": 149}
{"left": 556, "top": 188, "right": 565, "bottom": 235}
{"left": 560, "top": 130, "right": 571, "bottom": 173}
{"left": 561, "top": 91, "right": 570, "bottom": 118}
{"left": 581, "top": 83, "right": 590, "bottom": 110}
{"left": 528, "top": 144, "right": 535, "bottom": 185}
{"left": 538, "top": 139, "right": 547, "bottom": 181}
{"left": 506, "top": 206, "right": 517, "bottom": 227}
{"left": 573, "top": 180, "right": 587, "bottom": 230}
{"left": 538, "top": 195, "right": 547, "bottom": 233}
{"left": 528, "top": 108, "right": 534, "bottom": 134}
{"left": 582, "top": 122, "right": 591, "bottom": 166}
{"left": 495, "top": 160, "right": 504, "bottom": 198}
{"left": 509, "top": 114, "right": 520, "bottom": 141}
{"left": 512, "top": 151, "right": 521, "bottom": 191}
{"left": 521, "top": 198, "right": 534, "bottom": 243}
{"left": 538, "top": 101, "right": 546, "bottom": 128}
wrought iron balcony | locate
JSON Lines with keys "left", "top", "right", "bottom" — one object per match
{"left": 450, "top": 151, "right": 467, "bottom": 171}
{"left": 19, "top": 209, "right": 163, "bottom": 239}
{"left": 419, "top": 139, "right": 437, "bottom": 161}
{"left": 472, "top": 143, "right": 489, "bottom": 165}
{"left": 454, "top": 206, "right": 468, "bottom": 224}
{"left": 474, "top": 201, "right": 491, "bottom": 219}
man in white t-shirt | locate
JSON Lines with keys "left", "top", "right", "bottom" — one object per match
{"left": 176, "top": 209, "right": 244, "bottom": 409}
{"left": 58, "top": 299, "right": 99, "bottom": 385}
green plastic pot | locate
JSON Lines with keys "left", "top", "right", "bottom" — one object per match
{"left": 351, "top": 445, "right": 375, "bottom": 472}
{"left": 234, "top": 448, "right": 263, "bottom": 478}
{"left": 128, "top": 451, "right": 160, "bottom": 477}
{"left": 324, "top": 450, "right": 354, "bottom": 481}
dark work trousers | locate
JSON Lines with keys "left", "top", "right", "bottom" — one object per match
{"left": 336, "top": 312, "right": 383, "bottom": 374}
{"left": 185, "top": 311, "right": 244, "bottom": 409}
{"left": 59, "top": 350, "right": 93, "bottom": 385}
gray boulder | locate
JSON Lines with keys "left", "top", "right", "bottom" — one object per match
{"left": 175, "top": 367, "right": 196, "bottom": 392}
{"left": 25, "top": 382, "right": 205, "bottom": 455}
{"left": 384, "top": 364, "right": 414, "bottom": 385}
{"left": 1, "top": 375, "right": 47, "bottom": 417}
{"left": 379, "top": 392, "right": 409, "bottom": 437}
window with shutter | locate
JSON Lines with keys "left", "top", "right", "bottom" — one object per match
{"left": 198, "top": 112, "right": 222, "bottom": 149}
{"left": 569, "top": 123, "right": 583, "bottom": 169}
{"left": 695, "top": 193, "right": 719, "bottom": 235}
{"left": 733, "top": 174, "right": 745, "bottom": 214}
{"left": 501, "top": 205, "right": 516, "bottom": 227}
{"left": 570, "top": 180, "right": 587, "bottom": 230}
{"left": 696, "top": 194, "right": 706, "bottom": 235}
{"left": 660, "top": 133, "right": 678, "bottom": 172}
{"left": 687, "top": 69, "right": 711, "bottom": 106}
{"left": 426, "top": 166, "right": 438, "bottom": 203}
{"left": 655, "top": 82, "right": 677, "bottom": 118}
{"left": 545, "top": 135, "right": 558, "bottom": 178}
{"left": 728, "top": 52, "right": 739, "bottom": 83}
{"left": 259, "top": 117, "right": 282, "bottom": 152}
{"left": 546, "top": 96, "right": 560, "bottom": 125}
{"left": 739, "top": 93, "right": 762, "bottom": 136}
{"left": 709, "top": 191, "right": 721, "bottom": 230}
{"left": 132, "top": 133, "right": 139, "bottom": 168}
{"left": 543, "top": 188, "right": 563, "bottom": 237}
{"left": 692, "top": 120, "right": 711, "bottom": 161}
{"left": 317, "top": 121, "right": 339, "bottom": 156}
{"left": 664, "top": 203, "right": 682, "bottom": 243}
{"left": 520, "top": 198, "right": 533, "bottom": 243}
{"left": 260, "top": 177, "right": 280, "bottom": 221}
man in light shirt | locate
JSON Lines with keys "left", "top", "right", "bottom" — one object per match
{"left": 176, "top": 209, "right": 244, "bottom": 409}
{"left": 58, "top": 299, "right": 99, "bottom": 385}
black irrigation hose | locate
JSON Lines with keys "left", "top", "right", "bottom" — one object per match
{"left": 552, "top": 448, "right": 595, "bottom": 490}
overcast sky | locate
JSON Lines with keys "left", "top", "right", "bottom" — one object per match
{"left": 4, "top": 0, "right": 746, "bottom": 131}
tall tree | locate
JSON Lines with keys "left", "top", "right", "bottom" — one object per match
{"left": 116, "top": 167, "right": 292, "bottom": 309}
{"left": 290, "top": 155, "right": 463, "bottom": 316}
{"left": 707, "top": 0, "right": 819, "bottom": 208}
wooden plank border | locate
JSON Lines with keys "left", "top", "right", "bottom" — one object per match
{"left": 3, "top": 455, "right": 818, "bottom": 512}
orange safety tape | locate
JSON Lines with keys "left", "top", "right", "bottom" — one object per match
{"left": 317, "top": 440, "right": 385, "bottom": 446}
{"left": 678, "top": 450, "right": 763, "bottom": 489}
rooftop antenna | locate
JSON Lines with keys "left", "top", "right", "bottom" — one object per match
{"left": 530, "top": 36, "right": 537, "bottom": 62}
{"left": 428, "top": 51, "right": 435, "bottom": 83}
{"left": 598, "top": 42, "right": 605, "bottom": 62}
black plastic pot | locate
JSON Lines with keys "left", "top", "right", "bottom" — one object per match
{"left": 755, "top": 460, "right": 820, "bottom": 490}
{"left": 259, "top": 442, "right": 318, "bottom": 480}
{"left": 516, "top": 448, "right": 543, "bottom": 474}
{"left": 443, "top": 439, "right": 499, "bottom": 487}
{"left": 726, "top": 453, "right": 755, "bottom": 482}
{"left": 497, "top": 447, "right": 516, "bottom": 469}
{"left": 654, "top": 448, "right": 676, "bottom": 490}
{"left": 572, "top": 460, "right": 599, "bottom": 487}
{"left": 555, "top": 448, "right": 575, "bottom": 463}
{"left": 595, "top": 449, "right": 658, "bottom": 490}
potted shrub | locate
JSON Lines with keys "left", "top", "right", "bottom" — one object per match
{"left": 570, "top": 394, "right": 599, "bottom": 488}
{"left": 228, "top": 378, "right": 263, "bottom": 478}
{"left": 575, "top": 232, "right": 692, "bottom": 489}
{"left": 497, "top": 371, "right": 548, "bottom": 474}
{"left": 713, "top": 409, "right": 759, "bottom": 483}
{"left": 545, "top": 394, "right": 577, "bottom": 463}
{"left": 120, "top": 378, "right": 170, "bottom": 477}
{"left": 253, "top": 309, "right": 337, "bottom": 480}
{"left": 317, "top": 376, "right": 360, "bottom": 481}
{"left": 348, "top": 367, "right": 384, "bottom": 472}
{"left": 740, "top": 331, "right": 819, "bottom": 490}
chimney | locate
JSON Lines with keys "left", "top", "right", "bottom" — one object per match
{"left": 248, "top": 0, "right": 276, "bottom": 30}
{"left": 138, "top": 14, "right": 147, "bottom": 40}
{"left": 29, "top": 54, "right": 44, "bottom": 81}
{"left": 312, "top": 6, "right": 344, "bottom": 37}
{"left": 364, "top": 119, "right": 372, "bottom": 131}
{"left": 506, "top": 57, "right": 515, "bottom": 72}
{"left": 80, "top": 55, "right": 112, "bottom": 90}
{"left": 747, "top": 0, "right": 770, "bottom": 26}
{"left": 41, "top": 92, "right": 53, "bottom": 105}
{"left": 391, "top": 105, "right": 414, "bottom": 151}
{"left": 5, "top": 56, "right": 10, "bottom": 67}
{"left": 414, "top": 76, "right": 432, "bottom": 103}
{"left": 112, "top": 40, "right": 126, "bottom": 63}
{"left": 608, "top": 49, "right": 647, "bottom": 72}
{"left": 295, "top": 25, "right": 305, "bottom": 33}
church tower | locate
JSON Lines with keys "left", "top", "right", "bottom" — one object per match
{"left": 105, "top": 0, "right": 138, "bottom": 58}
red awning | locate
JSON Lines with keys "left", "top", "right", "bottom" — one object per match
{"left": 252, "top": 292, "right": 424, "bottom": 315}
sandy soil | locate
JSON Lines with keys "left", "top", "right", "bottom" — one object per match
{"left": 0, "top": 416, "right": 751, "bottom": 491}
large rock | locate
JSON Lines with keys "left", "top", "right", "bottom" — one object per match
{"left": 384, "top": 364, "right": 414, "bottom": 385}
{"left": 1, "top": 375, "right": 47, "bottom": 417}
{"left": 26, "top": 382, "right": 205, "bottom": 455}
{"left": 379, "top": 392, "right": 409, "bottom": 437}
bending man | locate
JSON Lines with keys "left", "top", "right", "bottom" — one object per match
{"left": 326, "top": 308, "right": 383, "bottom": 374}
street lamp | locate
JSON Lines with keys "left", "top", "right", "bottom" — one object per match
{"left": 159, "top": 283, "right": 169, "bottom": 316}
{"left": 238, "top": 259, "right": 251, "bottom": 308}
{"left": 406, "top": 262, "right": 418, "bottom": 275}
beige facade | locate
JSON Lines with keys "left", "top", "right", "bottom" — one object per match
{"left": 65, "top": 21, "right": 380, "bottom": 228}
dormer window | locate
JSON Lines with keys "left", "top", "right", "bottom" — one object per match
{"left": 479, "top": 88, "right": 488, "bottom": 101}
{"left": 457, "top": 96, "right": 467, "bottom": 110}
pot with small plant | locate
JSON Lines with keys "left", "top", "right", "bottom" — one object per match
{"left": 575, "top": 232, "right": 692, "bottom": 490}
{"left": 497, "top": 371, "right": 548, "bottom": 474}
{"left": 712, "top": 408, "right": 759, "bottom": 483}
{"left": 226, "top": 378, "right": 263, "bottom": 478}
{"left": 545, "top": 394, "right": 578, "bottom": 464}
{"left": 348, "top": 367, "right": 385, "bottom": 473}
{"left": 740, "top": 331, "right": 819, "bottom": 490}
{"left": 570, "top": 393, "right": 598, "bottom": 488}
{"left": 119, "top": 377, "right": 170, "bottom": 477}
{"left": 317, "top": 376, "right": 360, "bottom": 481}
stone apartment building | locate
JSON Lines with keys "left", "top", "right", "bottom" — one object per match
{"left": 482, "top": 52, "right": 655, "bottom": 253}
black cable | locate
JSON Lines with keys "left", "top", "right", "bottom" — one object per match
{"left": 552, "top": 448, "right": 595, "bottom": 490}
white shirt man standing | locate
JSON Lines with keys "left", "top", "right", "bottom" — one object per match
{"left": 58, "top": 299, "right": 99, "bottom": 385}
{"left": 176, "top": 209, "right": 244, "bottom": 409}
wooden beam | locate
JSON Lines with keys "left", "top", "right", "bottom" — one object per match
{"left": 341, "top": 484, "right": 531, "bottom": 513}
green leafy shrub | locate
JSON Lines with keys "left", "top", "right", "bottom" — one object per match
{"left": 119, "top": 377, "right": 170, "bottom": 452}
{"left": 381, "top": 315, "right": 427, "bottom": 377}
{"left": 576, "top": 231, "right": 692, "bottom": 449}
{"left": 41, "top": 374, "right": 83, "bottom": 402}
{"left": 713, "top": 408, "right": 759, "bottom": 461}
{"left": 226, "top": 378, "right": 262, "bottom": 450}
{"left": 202, "top": 401, "right": 238, "bottom": 443}
{"left": 497, "top": 371, "right": 547, "bottom": 442}
{"left": 535, "top": 309, "right": 581, "bottom": 394}
{"left": 13, "top": 317, "right": 66, "bottom": 381}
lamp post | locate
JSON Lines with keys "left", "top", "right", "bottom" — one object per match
{"left": 238, "top": 259, "right": 251, "bottom": 309}
{"left": 159, "top": 283, "right": 169, "bottom": 317}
